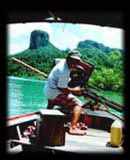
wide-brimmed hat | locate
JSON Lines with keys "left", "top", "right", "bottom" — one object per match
{"left": 67, "top": 50, "right": 81, "bottom": 60}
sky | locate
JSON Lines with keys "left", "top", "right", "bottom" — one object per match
{"left": 7, "top": 22, "right": 124, "bottom": 55}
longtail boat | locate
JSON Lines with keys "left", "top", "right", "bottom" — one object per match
{"left": 7, "top": 95, "right": 124, "bottom": 154}
{"left": 7, "top": 12, "right": 124, "bottom": 154}
{"left": 7, "top": 58, "right": 124, "bottom": 154}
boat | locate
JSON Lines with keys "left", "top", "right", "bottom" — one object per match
{"left": 7, "top": 103, "right": 124, "bottom": 154}
{"left": 7, "top": 56, "right": 124, "bottom": 154}
{"left": 7, "top": 57, "right": 124, "bottom": 154}
{"left": 7, "top": 11, "right": 124, "bottom": 154}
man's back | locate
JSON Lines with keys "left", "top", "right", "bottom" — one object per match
{"left": 44, "top": 59, "right": 70, "bottom": 99}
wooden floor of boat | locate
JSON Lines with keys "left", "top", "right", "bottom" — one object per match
{"left": 45, "top": 128, "right": 123, "bottom": 153}
{"left": 7, "top": 128, "right": 123, "bottom": 153}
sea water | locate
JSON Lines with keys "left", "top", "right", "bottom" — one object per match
{"left": 7, "top": 76, "right": 48, "bottom": 117}
{"left": 7, "top": 76, "right": 123, "bottom": 118}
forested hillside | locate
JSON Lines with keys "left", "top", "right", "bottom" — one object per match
{"left": 7, "top": 30, "right": 124, "bottom": 92}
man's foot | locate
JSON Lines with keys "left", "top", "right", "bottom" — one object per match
{"left": 68, "top": 127, "right": 86, "bottom": 135}
{"left": 77, "top": 122, "right": 88, "bottom": 130}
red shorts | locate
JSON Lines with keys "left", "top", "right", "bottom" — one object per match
{"left": 49, "top": 93, "right": 83, "bottom": 110}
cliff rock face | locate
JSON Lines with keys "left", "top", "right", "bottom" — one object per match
{"left": 29, "top": 30, "right": 49, "bottom": 49}
{"left": 77, "top": 40, "right": 112, "bottom": 53}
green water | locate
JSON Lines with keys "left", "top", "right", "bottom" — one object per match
{"left": 7, "top": 76, "right": 123, "bottom": 118}
{"left": 7, "top": 76, "right": 48, "bottom": 117}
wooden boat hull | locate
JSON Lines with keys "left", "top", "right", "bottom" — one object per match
{"left": 7, "top": 108, "right": 124, "bottom": 153}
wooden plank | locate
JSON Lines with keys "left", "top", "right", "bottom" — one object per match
{"left": 84, "top": 109, "right": 121, "bottom": 120}
{"left": 7, "top": 114, "right": 40, "bottom": 126}
{"left": 40, "top": 109, "right": 64, "bottom": 116}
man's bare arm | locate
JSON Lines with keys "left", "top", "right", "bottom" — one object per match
{"left": 58, "top": 86, "right": 83, "bottom": 95}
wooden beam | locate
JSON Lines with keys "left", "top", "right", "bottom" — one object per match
{"left": 11, "top": 57, "right": 48, "bottom": 78}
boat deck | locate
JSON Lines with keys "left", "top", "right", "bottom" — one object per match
{"left": 8, "top": 128, "right": 123, "bottom": 153}
{"left": 44, "top": 128, "right": 123, "bottom": 153}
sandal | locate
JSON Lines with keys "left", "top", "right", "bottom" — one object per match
{"left": 77, "top": 122, "right": 88, "bottom": 130}
{"left": 68, "top": 127, "right": 87, "bottom": 135}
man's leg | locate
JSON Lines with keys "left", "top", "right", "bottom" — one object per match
{"left": 48, "top": 94, "right": 86, "bottom": 135}
{"left": 71, "top": 105, "right": 82, "bottom": 128}
{"left": 69, "top": 105, "right": 86, "bottom": 135}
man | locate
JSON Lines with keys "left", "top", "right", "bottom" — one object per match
{"left": 44, "top": 50, "right": 92, "bottom": 135}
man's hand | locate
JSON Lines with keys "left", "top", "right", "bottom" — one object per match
{"left": 58, "top": 88, "right": 70, "bottom": 94}
{"left": 68, "top": 86, "right": 85, "bottom": 96}
{"left": 58, "top": 86, "right": 85, "bottom": 96}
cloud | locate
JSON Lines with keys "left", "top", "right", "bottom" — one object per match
{"left": 8, "top": 22, "right": 124, "bottom": 55}
{"left": 50, "top": 29, "right": 80, "bottom": 50}
{"left": 79, "top": 24, "right": 124, "bottom": 49}
{"left": 7, "top": 23, "right": 52, "bottom": 55}
{"left": 101, "top": 27, "right": 124, "bottom": 49}
{"left": 8, "top": 22, "right": 52, "bottom": 37}
{"left": 8, "top": 43, "right": 28, "bottom": 55}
